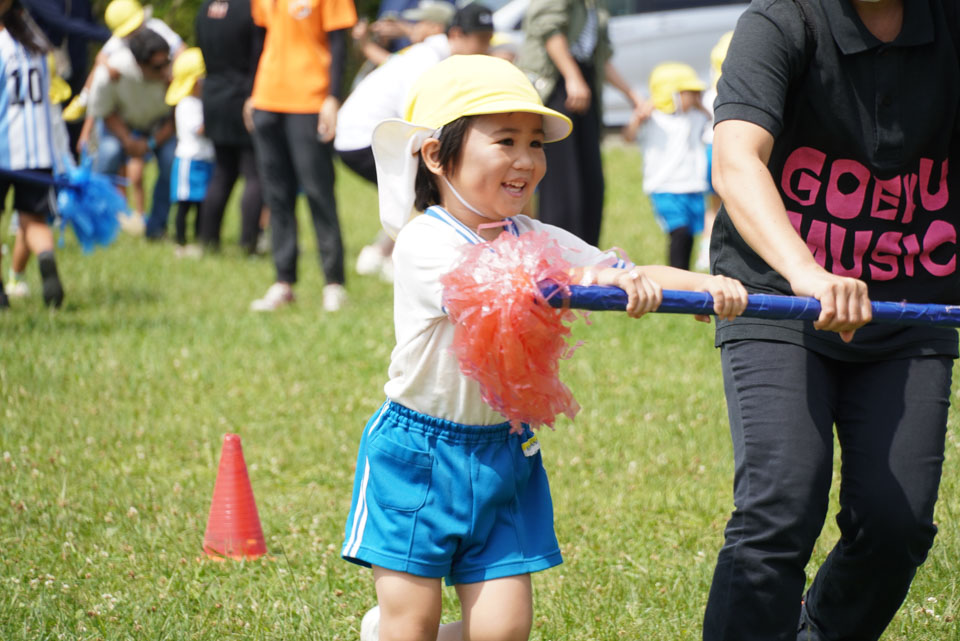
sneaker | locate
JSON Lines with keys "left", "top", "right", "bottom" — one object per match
{"left": 174, "top": 244, "right": 203, "bottom": 259}
{"left": 359, "top": 605, "right": 380, "bottom": 641}
{"left": 5, "top": 279, "right": 29, "bottom": 298}
{"left": 323, "top": 283, "right": 347, "bottom": 312}
{"left": 119, "top": 211, "right": 146, "bottom": 237}
{"left": 37, "top": 252, "right": 64, "bottom": 308}
{"left": 250, "top": 282, "right": 295, "bottom": 312}
{"left": 255, "top": 231, "right": 271, "bottom": 256}
{"left": 356, "top": 244, "right": 384, "bottom": 276}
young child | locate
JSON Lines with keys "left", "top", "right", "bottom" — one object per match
{"left": 6, "top": 52, "right": 74, "bottom": 300}
{"left": 0, "top": 2, "right": 66, "bottom": 309}
{"left": 165, "top": 47, "right": 213, "bottom": 257}
{"left": 623, "top": 62, "right": 711, "bottom": 271}
{"left": 341, "top": 55, "right": 747, "bottom": 641}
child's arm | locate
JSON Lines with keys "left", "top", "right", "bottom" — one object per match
{"left": 633, "top": 265, "right": 748, "bottom": 321}
{"left": 568, "top": 265, "right": 748, "bottom": 321}
{"left": 621, "top": 99, "right": 653, "bottom": 142}
{"left": 569, "top": 266, "right": 662, "bottom": 319}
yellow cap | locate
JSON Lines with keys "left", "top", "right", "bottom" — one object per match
{"left": 371, "top": 55, "right": 572, "bottom": 239}
{"left": 710, "top": 31, "right": 733, "bottom": 88}
{"left": 403, "top": 54, "right": 570, "bottom": 140}
{"left": 46, "top": 54, "right": 72, "bottom": 104}
{"left": 105, "top": 0, "right": 145, "bottom": 38}
{"left": 165, "top": 48, "right": 205, "bottom": 106}
{"left": 649, "top": 62, "right": 706, "bottom": 114}
{"left": 62, "top": 95, "right": 86, "bottom": 121}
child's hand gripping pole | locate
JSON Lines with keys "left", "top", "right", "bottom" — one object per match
{"left": 540, "top": 283, "right": 960, "bottom": 328}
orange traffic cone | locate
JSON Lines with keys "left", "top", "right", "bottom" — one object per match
{"left": 203, "top": 433, "right": 267, "bottom": 560}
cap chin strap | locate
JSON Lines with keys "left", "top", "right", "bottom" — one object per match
{"left": 442, "top": 175, "right": 497, "bottom": 221}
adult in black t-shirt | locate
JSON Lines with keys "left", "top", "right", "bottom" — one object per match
{"left": 704, "top": 1, "right": 960, "bottom": 640}
{"left": 195, "top": 0, "right": 265, "bottom": 254}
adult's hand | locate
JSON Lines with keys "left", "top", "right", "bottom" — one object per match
{"left": 563, "top": 73, "right": 591, "bottom": 114}
{"left": 124, "top": 137, "right": 149, "bottom": 158}
{"left": 788, "top": 266, "right": 872, "bottom": 342}
{"left": 243, "top": 98, "right": 255, "bottom": 132}
{"left": 317, "top": 95, "right": 339, "bottom": 143}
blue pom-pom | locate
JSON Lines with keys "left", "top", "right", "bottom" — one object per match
{"left": 55, "top": 156, "right": 127, "bottom": 253}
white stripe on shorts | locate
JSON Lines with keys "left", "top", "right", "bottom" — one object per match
{"left": 345, "top": 458, "right": 370, "bottom": 558}
{"left": 344, "top": 403, "right": 389, "bottom": 557}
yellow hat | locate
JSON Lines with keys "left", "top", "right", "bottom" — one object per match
{"left": 105, "top": 0, "right": 145, "bottom": 38}
{"left": 371, "top": 54, "right": 572, "bottom": 238}
{"left": 165, "top": 48, "right": 205, "bottom": 106}
{"left": 649, "top": 62, "right": 706, "bottom": 115}
{"left": 710, "top": 31, "right": 733, "bottom": 89}
{"left": 46, "top": 54, "right": 72, "bottom": 105}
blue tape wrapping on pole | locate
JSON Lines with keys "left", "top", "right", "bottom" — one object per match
{"left": 539, "top": 282, "right": 960, "bottom": 328}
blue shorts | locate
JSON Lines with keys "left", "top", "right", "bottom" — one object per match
{"left": 342, "top": 401, "right": 562, "bottom": 585}
{"left": 649, "top": 192, "right": 706, "bottom": 234}
{"left": 170, "top": 157, "right": 213, "bottom": 203}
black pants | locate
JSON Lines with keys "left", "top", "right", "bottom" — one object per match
{"left": 538, "top": 62, "right": 605, "bottom": 247}
{"left": 337, "top": 146, "right": 377, "bottom": 185}
{"left": 252, "top": 110, "right": 344, "bottom": 285}
{"left": 175, "top": 201, "right": 201, "bottom": 245}
{"left": 200, "top": 143, "right": 263, "bottom": 253}
{"left": 704, "top": 339, "right": 951, "bottom": 641}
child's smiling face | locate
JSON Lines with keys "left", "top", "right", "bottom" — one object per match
{"left": 441, "top": 111, "right": 547, "bottom": 228}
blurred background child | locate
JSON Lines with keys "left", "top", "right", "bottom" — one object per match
{"left": 0, "top": 4, "right": 66, "bottom": 308}
{"left": 623, "top": 62, "right": 710, "bottom": 270}
{"left": 6, "top": 52, "right": 74, "bottom": 301}
{"left": 165, "top": 47, "right": 213, "bottom": 257}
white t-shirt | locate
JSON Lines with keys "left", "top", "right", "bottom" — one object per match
{"left": 174, "top": 96, "right": 215, "bottom": 161}
{"left": 636, "top": 109, "right": 709, "bottom": 195}
{"left": 701, "top": 86, "right": 717, "bottom": 145}
{"left": 334, "top": 34, "right": 450, "bottom": 152}
{"left": 88, "top": 46, "right": 170, "bottom": 131}
{"left": 385, "top": 207, "right": 628, "bottom": 426}
{"left": 101, "top": 18, "right": 183, "bottom": 58}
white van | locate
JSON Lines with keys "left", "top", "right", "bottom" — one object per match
{"left": 485, "top": 0, "right": 749, "bottom": 126}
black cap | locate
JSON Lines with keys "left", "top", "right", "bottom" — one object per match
{"left": 449, "top": 3, "right": 494, "bottom": 34}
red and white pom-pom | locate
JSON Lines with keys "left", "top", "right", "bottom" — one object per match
{"left": 440, "top": 230, "right": 582, "bottom": 430}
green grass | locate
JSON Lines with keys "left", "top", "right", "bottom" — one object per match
{"left": 1, "top": 145, "right": 959, "bottom": 640}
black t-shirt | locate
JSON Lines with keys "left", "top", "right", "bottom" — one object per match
{"left": 711, "top": 0, "right": 960, "bottom": 360}
{"left": 195, "top": 0, "right": 263, "bottom": 147}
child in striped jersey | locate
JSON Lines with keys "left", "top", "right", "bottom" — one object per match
{"left": 341, "top": 55, "right": 747, "bottom": 641}
{"left": 0, "top": 0, "right": 64, "bottom": 308}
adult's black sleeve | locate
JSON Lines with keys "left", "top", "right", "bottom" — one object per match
{"left": 714, "top": 1, "right": 808, "bottom": 138}
{"left": 327, "top": 28, "right": 348, "bottom": 102}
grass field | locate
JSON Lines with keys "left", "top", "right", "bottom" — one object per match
{"left": 1, "top": 145, "right": 959, "bottom": 640}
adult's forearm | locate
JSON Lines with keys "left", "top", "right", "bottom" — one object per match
{"left": 545, "top": 33, "right": 582, "bottom": 83}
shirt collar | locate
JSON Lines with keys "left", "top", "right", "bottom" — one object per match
{"left": 823, "top": 0, "right": 934, "bottom": 55}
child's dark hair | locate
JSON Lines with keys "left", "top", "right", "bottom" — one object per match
{"left": 128, "top": 28, "right": 170, "bottom": 66}
{"left": 2, "top": 2, "right": 51, "bottom": 55}
{"left": 414, "top": 116, "right": 474, "bottom": 212}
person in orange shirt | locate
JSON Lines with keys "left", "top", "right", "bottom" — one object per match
{"left": 248, "top": 0, "right": 357, "bottom": 312}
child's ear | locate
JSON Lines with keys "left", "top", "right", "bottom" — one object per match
{"left": 421, "top": 138, "right": 444, "bottom": 177}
